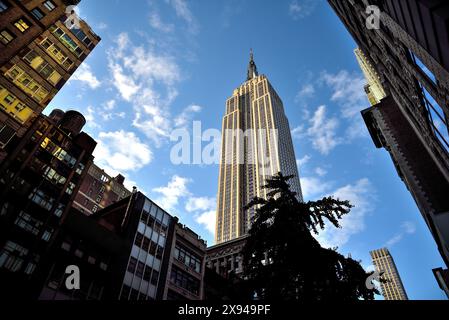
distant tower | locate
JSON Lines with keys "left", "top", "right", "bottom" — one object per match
{"left": 370, "top": 248, "right": 408, "bottom": 300}
{"left": 215, "top": 50, "right": 303, "bottom": 244}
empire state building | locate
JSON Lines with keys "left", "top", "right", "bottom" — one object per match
{"left": 215, "top": 51, "right": 303, "bottom": 244}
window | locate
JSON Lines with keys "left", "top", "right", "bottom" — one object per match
{"left": 170, "top": 266, "right": 200, "bottom": 295}
{"left": 136, "top": 261, "right": 145, "bottom": 278}
{"left": 14, "top": 211, "right": 43, "bottom": 236}
{"left": 92, "top": 205, "right": 98, "bottom": 213}
{"left": 49, "top": 25, "right": 84, "bottom": 57}
{"left": 41, "top": 229, "right": 53, "bottom": 242}
{"left": 4, "top": 94, "right": 14, "bottom": 105}
{"left": 39, "top": 38, "right": 74, "bottom": 70}
{"left": 127, "top": 257, "right": 137, "bottom": 273}
{"left": 14, "top": 18, "right": 31, "bottom": 33}
{"left": 61, "top": 242, "right": 71, "bottom": 251}
{"left": 0, "top": 29, "right": 15, "bottom": 45}
{"left": 143, "top": 266, "right": 152, "bottom": 281}
{"left": 23, "top": 49, "right": 62, "bottom": 86}
{"left": 134, "top": 232, "right": 143, "bottom": 247}
{"left": 72, "top": 28, "right": 93, "bottom": 47}
{"left": 87, "top": 256, "right": 96, "bottom": 264}
{"left": 0, "top": 123, "right": 16, "bottom": 147}
{"left": 0, "top": 1, "right": 10, "bottom": 13}
{"left": 99, "top": 262, "right": 108, "bottom": 271}
{"left": 5, "top": 65, "right": 50, "bottom": 102}
{"left": 0, "top": 241, "right": 28, "bottom": 272}
{"left": 174, "top": 245, "right": 201, "bottom": 273}
{"left": 74, "top": 249, "right": 83, "bottom": 258}
{"left": 31, "top": 8, "right": 44, "bottom": 20}
{"left": 43, "top": 0, "right": 56, "bottom": 11}
{"left": 150, "top": 270, "right": 159, "bottom": 286}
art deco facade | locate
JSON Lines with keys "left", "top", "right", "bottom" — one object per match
{"left": 0, "top": 0, "right": 100, "bottom": 161}
{"left": 215, "top": 52, "right": 303, "bottom": 244}
{"left": 328, "top": 0, "right": 449, "bottom": 268}
{"left": 370, "top": 248, "right": 408, "bottom": 300}
{"left": 73, "top": 163, "right": 132, "bottom": 215}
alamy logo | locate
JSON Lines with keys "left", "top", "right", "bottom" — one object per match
{"left": 65, "top": 265, "right": 80, "bottom": 290}
{"left": 65, "top": 6, "right": 81, "bottom": 30}
{"left": 366, "top": 5, "right": 381, "bottom": 30}
{"left": 365, "top": 270, "right": 381, "bottom": 290}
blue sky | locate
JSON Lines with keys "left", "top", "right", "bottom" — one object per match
{"left": 46, "top": 0, "right": 446, "bottom": 299}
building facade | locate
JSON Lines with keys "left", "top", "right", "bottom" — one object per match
{"left": 37, "top": 191, "right": 207, "bottom": 301}
{"left": 206, "top": 236, "right": 247, "bottom": 280}
{"left": 328, "top": 0, "right": 449, "bottom": 268}
{"left": 73, "top": 163, "right": 132, "bottom": 215}
{"left": 164, "top": 223, "right": 207, "bottom": 300}
{"left": 354, "top": 48, "right": 387, "bottom": 106}
{"left": 215, "top": 51, "right": 303, "bottom": 244}
{"left": 0, "top": 0, "right": 100, "bottom": 160}
{"left": 370, "top": 248, "right": 408, "bottom": 300}
{"left": 0, "top": 109, "right": 97, "bottom": 299}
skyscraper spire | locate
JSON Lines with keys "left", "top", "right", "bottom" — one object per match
{"left": 247, "top": 48, "right": 259, "bottom": 81}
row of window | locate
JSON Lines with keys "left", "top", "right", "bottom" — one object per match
{"left": 14, "top": 210, "right": 54, "bottom": 241}
{"left": 170, "top": 266, "right": 200, "bottom": 296}
{"left": 0, "top": 85, "right": 34, "bottom": 124}
{"left": 23, "top": 49, "right": 62, "bottom": 86}
{"left": 0, "top": 1, "right": 58, "bottom": 45}
{"left": 174, "top": 245, "right": 201, "bottom": 273}
{"left": 134, "top": 232, "right": 164, "bottom": 260}
{"left": 127, "top": 257, "right": 160, "bottom": 286}
{"left": 5, "top": 65, "right": 50, "bottom": 103}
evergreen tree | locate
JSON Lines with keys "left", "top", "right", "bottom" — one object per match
{"left": 242, "top": 173, "right": 379, "bottom": 301}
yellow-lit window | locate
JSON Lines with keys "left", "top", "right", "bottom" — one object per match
{"left": 47, "top": 71, "right": 61, "bottom": 85}
{"left": 14, "top": 18, "right": 31, "bottom": 33}
{"left": 0, "top": 86, "right": 34, "bottom": 124}
{"left": 5, "top": 65, "right": 50, "bottom": 102}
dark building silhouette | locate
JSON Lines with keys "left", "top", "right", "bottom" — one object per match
{"left": 0, "top": 110, "right": 96, "bottom": 299}
{"left": 0, "top": 0, "right": 100, "bottom": 160}
{"left": 36, "top": 191, "right": 207, "bottom": 300}
{"left": 328, "top": 0, "right": 449, "bottom": 269}
{"left": 433, "top": 267, "right": 449, "bottom": 298}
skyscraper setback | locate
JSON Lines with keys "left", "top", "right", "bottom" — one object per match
{"left": 215, "top": 52, "right": 303, "bottom": 244}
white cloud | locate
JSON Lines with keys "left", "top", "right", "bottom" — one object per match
{"left": 149, "top": 12, "right": 174, "bottom": 33}
{"left": 295, "top": 83, "right": 315, "bottom": 102}
{"left": 315, "top": 167, "right": 327, "bottom": 177}
{"left": 94, "top": 131, "right": 153, "bottom": 172}
{"left": 316, "top": 178, "right": 374, "bottom": 249}
{"left": 307, "top": 105, "right": 343, "bottom": 155}
{"left": 300, "top": 176, "right": 333, "bottom": 200}
{"left": 107, "top": 33, "right": 183, "bottom": 146}
{"left": 153, "top": 175, "right": 191, "bottom": 211}
{"left": 166, "top": 0, "right": 199, "bottom": 34}
{"left": 289, "top": 0, "right": 318, "bottom": 20}
{"left": 109, "top": 61, "right": 141, "bottom": 101}
{"left": 384, "top": 221, "right": 416, "bottom": 247}
{"left": 97, "top": 22, "right": 108, "bottom": 30}
{"left": 196, "top": 210, "right": 216, "bottom": 234}
{"left": 185, "top": 197, "right": 216, "bottom": 213}
{"left": 103, "top": 100, "right": 116, "bottom": 111}
{"left": 297, "top": 155, "right": 311, "bottom": 168}
{"left": 84, "top": 105, "right": 100, "bottom": 129}
{"left": 174, "top": 104, "right": 202, "bottom": 128}
{"left": 71, "top": 64, "right": 101, "bottom": 89}
{"left": 321, "top": 70, "right": 367, "bottom": 119}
